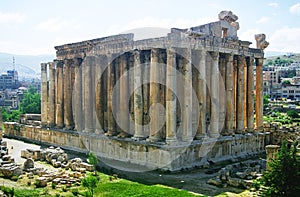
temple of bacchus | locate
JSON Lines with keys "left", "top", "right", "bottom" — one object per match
{"left": 5, "top": 11, "right": 271, "bottom": 171}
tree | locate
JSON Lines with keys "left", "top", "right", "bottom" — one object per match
{"left": 81, "top": 174, "right": 98, "bottom": 197}
{"left": 261, "top": 140, "right": 300, "bottom": 196}
{"left": 19, "top": 86, "right": 41, "bottom": 114}
{"left": 1, "top": 108, "right": 21, "bottom": 122}
{"left": 263, "top": 95, "right": 270, "bottom": 108}
{"left": 282, "top": 80, "right": 291, "bottom": 85}
{"left": 88, "top": 152, "right": 99, "bottom": 174}
{"left": 286, "top": 110, "right": 299, "bottom": 119}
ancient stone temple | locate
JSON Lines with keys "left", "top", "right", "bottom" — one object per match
{"left": 5, "top": 11, "right": 270, "bottom": 171}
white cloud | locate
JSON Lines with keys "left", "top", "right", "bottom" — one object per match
{"left": 0, "top": 12, "right": 26, "bottom": 23}
{"left": 239, "top": 28, "right": 261, "bottom": 47}
{"left": 268, "top": 2, "right": 279, "bottom": 8}
{"left": 256, "top": 17, "right": 270, "bottom": 24}
{"left": 268, "top": 26, "right": 300, "bottom": 52}
{"left": 35, "top": 17, "right": 80, "bottom": 33}
{"left": 290, "top": 3, "right": 300, "bottom": 15}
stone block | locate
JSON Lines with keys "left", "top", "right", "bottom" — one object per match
{"left": 36, "top": 177, "right": 48, "bottom": 187}
{"left": 23, "top": 158, "right": 34, "bottom": 170}
{"left": 80, "top": 162, "right": 94, "bottom": 172}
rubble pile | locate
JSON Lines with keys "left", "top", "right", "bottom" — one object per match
{"left": 207, "top": 160, "right": 266, "bottom": 189}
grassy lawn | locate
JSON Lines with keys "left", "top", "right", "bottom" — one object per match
{"left": 0, "top": 171, "right": 206, "bottom": 197}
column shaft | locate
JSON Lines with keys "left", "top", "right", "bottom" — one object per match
{"left": 48, "top": 62, "right": 56, "bottom": 127}
{"left": 195, "top": 49, "right": 206, "bottom": 139}
{"left": 63, "top": 60, "right": 74, "bottom": 130}
{"left": 210, "top": 52, "right": 220, "bottom": 138}
{"left": 236, "top": 56, "right": 245, "bottom": 133}
{"left": 119, "top": 54, "right": 129, "bottom": 136}
{"left": 182, "top": 48, "right": 193, "bottom": 141}
{"left": 247, "top": 57, "right": 255, "bottom": 131}
{"left": 84, "top": 56, "right": 94, "bottom": 132}
{"left": 133, "top": 51, "right": 144, "bottom": 139}
{"left": 256, "top": 58, "right": 264, "bottom": 131}
{"left": 74, "top": 58, "right": 83, "bottom": 131}
{"left": 219, "top": 54, "right": 226, "bottom": 135}
{"left": 41, "top": 63, "right": 48, "bottom": 127}
{"left": 55, "top": 61, "right": 64, "bottom": 128}
{"left": 225, "top": 54, "right": 234, "bottom": 135}
{"left": 166, "top": 48, "right": 177, "bottom": 144}
{"left": 106, "top": 55, "right": 116, "bottom": 135}
{"left": 149, "top": 49, "right": 161, "bottom": 141}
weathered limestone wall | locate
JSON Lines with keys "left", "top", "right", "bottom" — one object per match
{"left": 4, "top": 123, "right": 269, "bottom": 171}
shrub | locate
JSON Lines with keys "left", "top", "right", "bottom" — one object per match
{"left": 261, "top": 140, "right": 300, "bottom": 196}
{"left": 71, "top": 188, "right": 79, "bottom": 196}
{"left": 82, "top": 174, "right": 99, "bottom": 197}
{"left": 286, "top": 110, "right": 299, "bottom": 119}
{"left": 51, "top": 182, "right": 57, "bottom": 189}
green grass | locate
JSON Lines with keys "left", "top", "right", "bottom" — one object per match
{"left": 0, "top": 172, "right": 203, "bottom": 197}
{"left": 94, "top": 179, "right": 200, "bottom": 197}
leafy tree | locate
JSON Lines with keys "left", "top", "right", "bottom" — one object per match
{"left": 81, "top": 174, "right": 98, "bottom": 197}
{"left": 263, "top": 95, "right": 270, "bottom": 108}
{"left": 88, "top": 152, "right": 99, "bottom": 174}
{"left": 1, "top": 108, "right": 21, "bottom": 122}
{"left": 261, "top": 140, "right": 300, "bottom": 196}
{"left": 19, "top": 86, "right": 41, "bottom": 114}
{"left": 286, "top": 110, "right": 299, "bottom": 119}
{"left": 282, "top": 80, "right": 291, "bottom": 85}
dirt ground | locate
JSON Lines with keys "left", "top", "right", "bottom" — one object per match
{"left": 2, "top": 137, "right": 254, "bottom": 196}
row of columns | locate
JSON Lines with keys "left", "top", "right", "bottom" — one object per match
{"left": 41, "top": 48, "right": 264, "bottom": 143}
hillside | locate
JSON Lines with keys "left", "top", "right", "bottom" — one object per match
{"left": 264, "top": 53, "right": 300, "bottom": 66}
{"left": 0, "top": 52, "right": 55, "bottom": 79}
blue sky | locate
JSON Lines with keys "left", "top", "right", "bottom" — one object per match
{"left": 1, "top": 0, "right": 300, "bottom": 55}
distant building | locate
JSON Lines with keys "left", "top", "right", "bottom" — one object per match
{"left": 0, "top": 70, "right": 20, "bottom": 90}
{"left": 281, "top": 84, "right": 300, "bottom": 100}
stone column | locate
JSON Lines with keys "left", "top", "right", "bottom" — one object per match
{"left": 166, "top": 48, "right": 177, "bottom": 144}
{"left": 247, "top": 57, "right": 255, "bottom": 131}
{"left": 148, "top": 48, "right": 161, "bottom": 142}
{"left": 41, "top": 63, "right": 48, "bottom": 127}
{"left": 106, "top": 54, "right": 116, "bottom": 136}
{"left": 256, "top": 58, "right": 264, "bottom": 131}
{"left": 233, "top": 57, "right": 237, "bottom": 130}
{"left": 182, "top": 48, "right": 193, "bottom": 142}
{"left": 209, "top": 52, "right": 220, "bottom": 138}
{"left": 118, "top": 54, "right": 129, "bottom": 136}
{"left": 55, "top": 61, "right": 64, "bottom": 128}
{"left": 73, "top": 58, "right": 83, "bottom": 131}
{"left": 225, "top": 54, "right": 234, "bottom": 135}
{"left": 195, "top": 49, "right": 206, "bottom": 140}
{"left": 219, "top": 54, "right": 226, "bottom": 135}
{"left": 133, "top": 50, "right": 144, "bottom": 140}
{"left": 265, "top": 145, "right": 280, "bottom": 170}
{"left": 94, "top": 56, "right": 104, "bottom": 134}
{"left": 63, "top": 59, "right": 74, "bottom": 130}
{"left": 84, "top": 56, "right": 94, "bottom": 132}
{"left": 47, "top": 62, "right": 56, "bottom": 127}
{"left": 236, "top": 56, "right": 245, "bottom": 134}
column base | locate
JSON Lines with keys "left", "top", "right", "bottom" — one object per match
{"left": 166, "top": 137, "right": 178, "bottom": 145}
{"left": 194, "top": 134, "right": 207, "bottom": 140}
{"left": 83, "top": 128, "right": 94, "bottom": 133}
{"left": 105, "top": 130, "right": 118, "bottom": 137}
{"left": 247, "top": 128, "right": 254, "bottom": 133}
{"left": 117, "top": 132, "right": 131, "bottom": 138}
{"left": 235, "top": 129, "right": 245, "bottom": 134}
{"left": 181, "top": 137, "right": 193, "bottom": 143}
{"left": 64, "top": 125, "right": 74, "bottom": 131}
{"left": 146, "top": 136, "right": 161, "bottom": 143}
{"left": 208, "top": 133, "right": 220, "bottom": 138}
{"left": 132, "top": 135, "right": 147, "bottom": 141}
{"left": 221, "top": 129, "right": 235, "bottom": 136}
